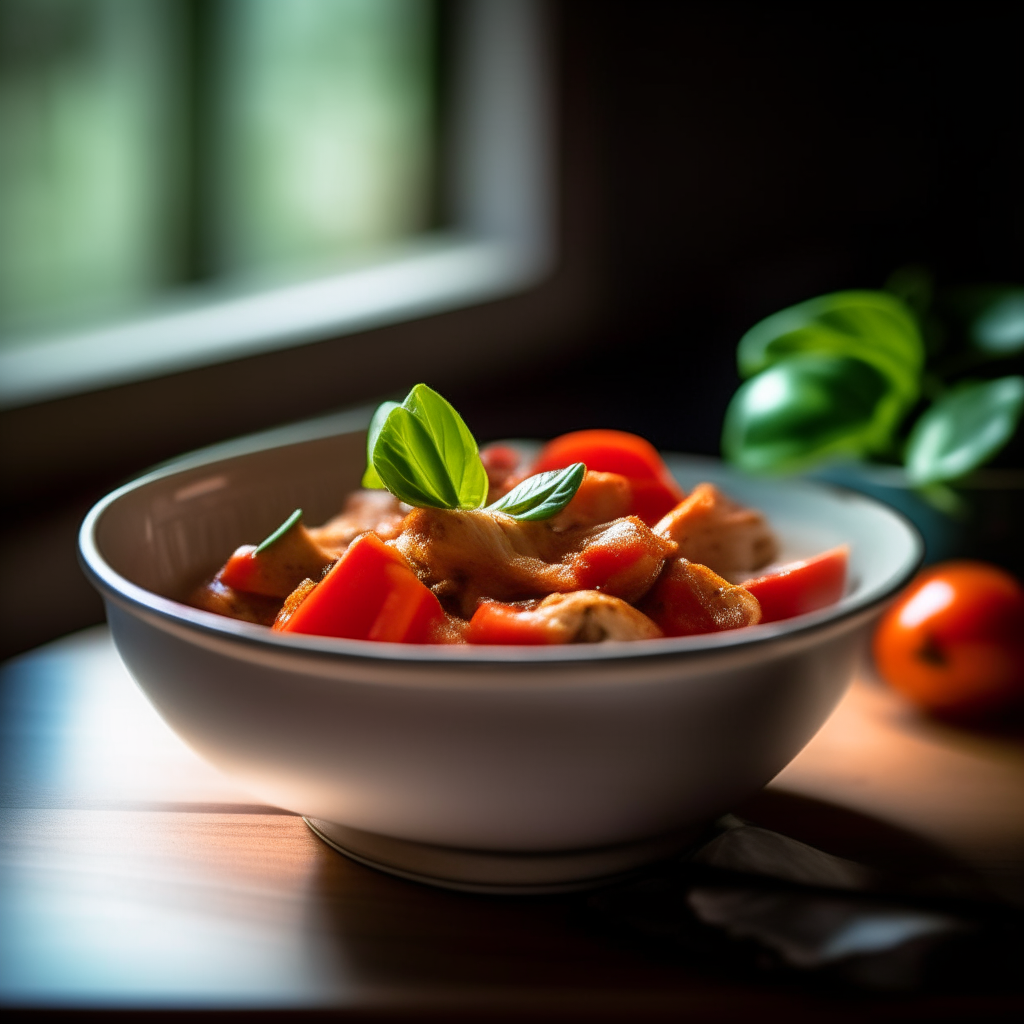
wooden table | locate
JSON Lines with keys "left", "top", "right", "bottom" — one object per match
{"left": 2, "top": 627, "right": 1023, "bottom": 1020}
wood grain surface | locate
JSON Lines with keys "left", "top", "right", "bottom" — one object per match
{"left": 2, "top": 627, "right": 1022, "bottom": 1020}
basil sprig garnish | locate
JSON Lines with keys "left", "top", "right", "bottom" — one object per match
{"left": 363, "top": 384, "right": 488, "bottom": 509}
{"left": 363, "top": 384, "right": 584, "bottom": 520}
{"left": 486, "top": 462, "right": 586, "bottom": 520}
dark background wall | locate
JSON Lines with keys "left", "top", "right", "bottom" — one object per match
{"left": 456, "top": 1, "right": 1024, "bottom": 452}
{"left": 2, "top": 0, "right": 1022, "bottom": 658}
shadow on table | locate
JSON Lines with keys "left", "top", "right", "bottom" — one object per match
{"left": 298, "top": 792, "right": 1024, "bottom": 1012}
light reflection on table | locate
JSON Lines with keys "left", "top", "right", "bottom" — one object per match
{"left": 2, "top": 627, "right": 1022, "bottom": 1014}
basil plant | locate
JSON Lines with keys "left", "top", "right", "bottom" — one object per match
{"left": 722, "top": 281, "right": 1024, "bottom": 490}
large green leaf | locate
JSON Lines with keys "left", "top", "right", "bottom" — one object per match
{"left": 737, "top": 290, "right": 924, "bottom": 409}
{"left": 367, "top": 384, "right": 488, "bottom": 510}
{"left": 905, "top": 376, "right": 1024, "bottom": 485}
{"left": 722, "top": 354, "right": 892, "bottom": 473}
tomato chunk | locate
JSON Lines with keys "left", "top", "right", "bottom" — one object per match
{"left": 742, "top": 546, "right": 848, "bottom": 623}
{"left": 467, "top": 592, "right": 663, "bottom": 645}
{"left": 531, "top": 429, "right": 684, "bottom": 525}
{"left": 275, "top": 532, "right": 445, "bottom": 642}
{"left": 466, "top": 601, "right": 564, "bottom": 645}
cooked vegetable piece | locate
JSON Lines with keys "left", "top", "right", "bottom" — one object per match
{"left": 654, "top": 483, "right": 777, "bottom": 577}
{"left": 742, "top": 546, "right": 848, "bottom": 623}
{"left": 569, "top": 516, "right": 677, "bottom": 603}
{"left": 395, "top": 508, "right": 574, "bottom": 615}
{"left": 309, "top": 490, "right": 407, "bottom": 553}
{"left": 275, "top": 532, "right": 445, "bottom": 642}
{"left": 394, "top": 507, "right": 676, "bottom": 617}
{"left": 219, "top": 510, "right": 336, "bottom": 598}
{"left": 531, "top": 429, "right": 685, "bottom": 524}
{"left": 273, "top": 578, "right": 317, "bottom": 630}
{"left": 188, "top": 577, "right": 281, "bottom": 626}
{"left": 639, "top": 559, "right": 761, "bottom": 636}
{"left": 467, "top": 592, "right": 663, "bottom": 645}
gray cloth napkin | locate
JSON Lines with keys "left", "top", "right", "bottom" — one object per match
{"left": 588, "top": 815, "right": 1020, "bottom": 992}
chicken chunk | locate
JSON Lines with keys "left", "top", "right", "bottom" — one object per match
{"left": 188, "top": 577, "right": 280, "bottom": 626}
{"left": 547, "top": 471, "right": 633, "bottom": 532}
{"left": 220, "top": 520, "right": 336, "bottom": 599}
{"left": 568, "top": 515, "right": 677, "bottom": 604}
{"left": 392, "top": 508, "right": 575, "bottom": 615}
{"left": 486, "top": 591, "right": 664, "bottom": 643}
{"left": 654, "top": 483, "right": 777, "bottom": 577}
{"left": 639, "top": 558, "right": 761, "bottom": 636}
{"left": 393, "top": 507, "right": 676, "bottom": 617}
{"left": 309, "top": 489, "right": 407, "bottom": 554}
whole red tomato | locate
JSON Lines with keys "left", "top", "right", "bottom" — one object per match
{"left": 873, "top": 561, "right": 1024, "bottom": 720}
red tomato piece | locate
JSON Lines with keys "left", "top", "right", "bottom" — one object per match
{"left": 466, "top": 602, "right": 562, "bottom": 645}
{"left": 530, "top": 429, "right": 685, "bottom": 524}
{"left": 276, "top": 533, "right": 445, "bottom": 643}
{"left": 219, "top": 545, "right": 260, "bottom": 591}
{"left": 873, "top": 561, "right": 1024, "bottom": 719}
{"left": 742, "top": 546, "right": 848, "bottom": 623}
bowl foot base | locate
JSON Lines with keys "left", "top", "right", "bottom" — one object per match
{"left": 303, "top": 816, "right": 713, "bottom": 894}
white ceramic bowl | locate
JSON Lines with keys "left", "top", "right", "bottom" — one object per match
{"left": 79, "top": 410, "right": 921, "bottom": 892}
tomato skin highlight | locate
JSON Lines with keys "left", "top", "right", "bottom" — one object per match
{"left": 531, "top": 429, "right": 684, "bottom": 524}
{"left": 466, "top": 602, "right": 562, "bottom": 645}
{"left": 742, "top": 546, "right": 848, "bottom": 623}
{"left": 219, "top": 545, "right": 260, "bottom": 591}
{"left": 276, "top": 532, "right": 445, "bottom": 643}
{"left": 872, "top": 560, "right": 1024, "bottom": 719}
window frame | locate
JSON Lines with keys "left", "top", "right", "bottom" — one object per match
{"left": 0, "top": 0, "right": 553, "bottom": 410}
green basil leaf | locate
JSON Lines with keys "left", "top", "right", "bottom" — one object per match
{"left": 722, "top": 354, "right": 892, "bottom": 473}
{"left": 369, "top": 384, "right": 488, "bottom": 510}
{"left": 737, "top": 290, "right": 924, "bottom": 410}
{"left": 362, "top": 401, "right": 400, "bottom": 489}
{"left": 487, "top": 463, "right": 586, "bottom": 521}
{"left": 255, "top": 509, "right": 303, "bottom": 554}
{"left": 905, "top": 376, "right": 1024, "bottom": 485}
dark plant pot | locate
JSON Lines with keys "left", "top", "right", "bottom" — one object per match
{"left": 808, "top": 464, "right": 1024, "bottom": 580}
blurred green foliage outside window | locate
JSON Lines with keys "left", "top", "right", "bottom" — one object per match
{"left": 0, "top": 0, "right": 437, "bottom": 343}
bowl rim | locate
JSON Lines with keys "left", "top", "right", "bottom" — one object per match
{"left": 78, "top": 415, "right": 925, "bottom": 667}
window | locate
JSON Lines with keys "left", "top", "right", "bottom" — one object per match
{"left": 0, "top": 0, "right": 551, "bottom": 408}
